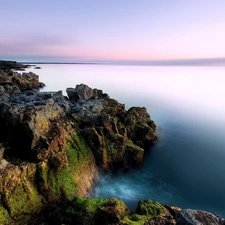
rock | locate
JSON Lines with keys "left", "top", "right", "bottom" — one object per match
{"left": 0, "top": 60, "right": 29, "bottom": 70}
{"left": 66, "top": 83, "right": 104, "bottom": 102}
{"left": 93, "top": 88, "right": 103, "bottom": 98}
{"left": 97, "top": 198, "right": 131, "bottom": 224}
{"left": 57, "top": 197, "right": 173, "bottom": 225}
{"left": 0, "top": 94, "right": 67, "bottom": 157}
{"left": 66, "top": 85, "right": 157, "bottom": 171}
{"left": 81, "top": 100, "right": 156, "bottom": 171}
{"left": 0, "top": 161, "right": 43, "bottom": 224}
{"left": 136, "top": 199, "right": 166, "bottom": 216}
{"left": 56, "top": 197, "right": 131, "bottom": 225}
{"left": 176, "top": 209, "right": 225, "bottom": 225}
{"left": 0, "top": 144, "right": 5, "bottom": 159}
{"left": 0, "top": 109, "right": 98, "bottom": 224}
{"left": 0, "top": 68, "right": 45, "bottom": 93}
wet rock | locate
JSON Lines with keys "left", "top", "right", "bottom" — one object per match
{"left": 177, "top": 209, "right": 225, "bottom": 225}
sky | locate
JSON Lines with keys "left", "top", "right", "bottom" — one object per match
{"left": 0, "top": 0, "right": 225, "bottom": 63}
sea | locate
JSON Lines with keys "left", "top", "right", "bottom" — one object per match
{"left": 27, "top": 63, "right": 225, "bottom": 217}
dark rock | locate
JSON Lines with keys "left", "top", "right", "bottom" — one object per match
{"left": 0, "top": 68, "right": 45, "bottom": 92}
{"left": 176, "top": 209, "right": 225, "bottom": 225}
{"left": 66, "top": 83, "right": 104, "bottom": 102}
{"left": 93, "top": 88, "right": 103, "bottom": 98}
{"left": 145, "top": 215, "right": 176, "bottom": 225}
{"left": 0, "top": 60, "right": 29, "bottom": 70}
{"left": 79, "top": 96, "right": 156, "bottom": 171}
{"left": 66, "top": 87, "right": 79, "bottom": 102}
{"left": 97, "top": 198, "right": 131, "bottom": 224}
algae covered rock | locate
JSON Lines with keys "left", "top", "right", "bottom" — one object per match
{"left": 136, "top": 199, "right": 165, "bottom": 216}
{"left": 0, "top": 161, "right": 43, "bottom": 225}
{"left": 56, "top": 197, "right": 131, "bottom": 225}
{"left": 0, "top": 118, "right": 99, "bottom": 224}
{"left": 56, "top": 197, "right": 174, "bottom": 225}
{"left": 36, "top": 120, "right": 98, "bottom": 201}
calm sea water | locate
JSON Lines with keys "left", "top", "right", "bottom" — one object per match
{"left": 29, "top": 64, "right": 225, "bottom": 216}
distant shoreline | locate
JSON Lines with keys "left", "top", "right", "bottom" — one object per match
{"left": 20, "top": 58, "right": 225, "bottom": 67}
{"left": 22, "top": 62, "right": 97, "bottom": 65}
{"left": 1, "top": 58, "right": 225, "bottom": 67}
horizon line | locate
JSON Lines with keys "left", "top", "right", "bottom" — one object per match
{"left": 19, "top": 57, "right": 225, "bottom": 66}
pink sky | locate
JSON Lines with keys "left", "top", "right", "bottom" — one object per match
{"left": 1, "top": 0, "right": 225, "bottom": 62}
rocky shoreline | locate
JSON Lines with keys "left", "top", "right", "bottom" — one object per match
{"left": 0, "top": 61, "right": 224, "bottom": 224}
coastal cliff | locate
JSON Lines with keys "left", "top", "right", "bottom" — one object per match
{"left": 0, "top": 61, "right": 224, "bottom": 225}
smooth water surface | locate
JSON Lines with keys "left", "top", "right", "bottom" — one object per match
{"left": 30, "top": 64, "right": 225, "bottom": 216}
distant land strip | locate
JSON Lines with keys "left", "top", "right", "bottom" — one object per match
{"left": 19, "top": 57, "right": 225, "bottom": 66}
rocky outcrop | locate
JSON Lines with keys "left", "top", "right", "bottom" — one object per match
{"left": 0, "top": 63, "right": 223, "bottom": 224}
{"left": 0, "top": 60, "right": 29, "bottom": 70}
{"left": 55, "top": 198, "right": 225, "bottom": 225}
{"left": 176, "top": 209, "right": 225, "bottom": 225}
{"left": 66, "top": 83, "right": 103, "bottom": 102}
{"left": 65, "top": 84, "right": 157, "bottom": 171}
{"left": 0, "top": 67, "right": 157, "bottom": 224}
{"left": 0, "top": 69, "right": 45, "bottom": 94}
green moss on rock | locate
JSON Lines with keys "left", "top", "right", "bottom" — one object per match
{"left": 122, "top": 214, "right": 149, "bottom": 225}
{"left": 37, "top": 130, "right": 98, "bottom": 201}
{"left": 58, "top": 197, "right": 109, "bottom": 224}
{"left": 0, "top": 207, "right": 12, "bottom": 225}
{"left": 136, "top": 200, "right": 165, "bottom": 217}
{"left": 54, "top": 197, "right": 169, "bottom": 225}
{"left": 58, "top": 197, "right": 131, "bottom": 225}
{"left": 0, "top": 163, "right": 43, "bottom": 225}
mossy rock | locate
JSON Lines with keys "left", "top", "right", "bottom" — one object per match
{"left": 37, "top": 130, "right": 98, "bottom": 201}
{"left": 121, "top": 213, "right": 149, "bottom": 225}
{"left": 54, "top": 197, "right": 168, "bottom": 225}
{"left": 58, "top": 197, "right": 109, "bottom": 225}
{"left": 58, "top": 197, "right": 132, "bottom": 225}
{"left": 0, "top": 207, "right": 12, "bottom": 225}
{"left": 136, "top": 200, "right": 165, "bottom": 217}
{"left": 0, "top": 163, "right": 43, "bottom": 225}
{"left": 97, "top": 197, "right": 131, "bottom": 224}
